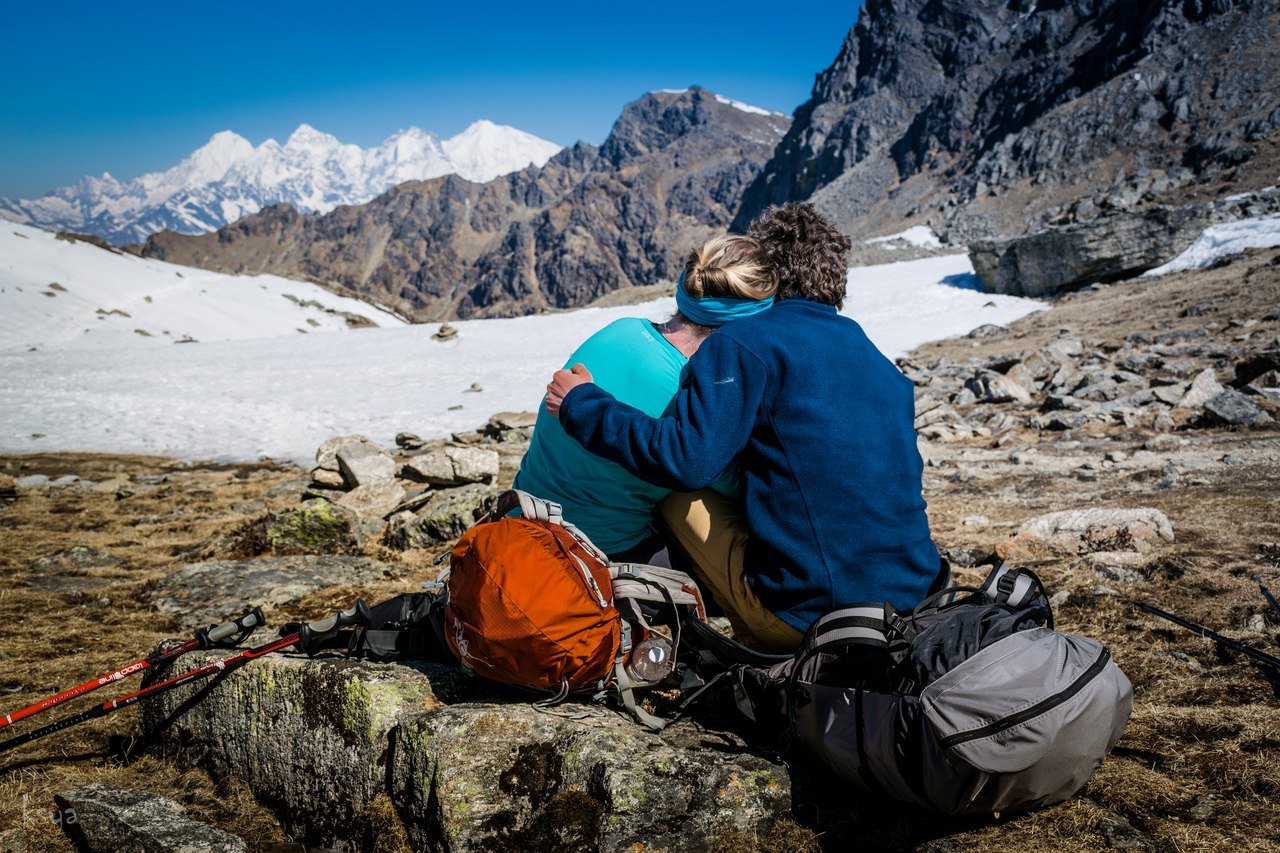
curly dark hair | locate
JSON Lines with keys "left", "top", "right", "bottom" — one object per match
{"left": 747, "top": 203, "right": 852, "bottom": 309}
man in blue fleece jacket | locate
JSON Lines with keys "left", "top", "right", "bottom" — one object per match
{"left": 546, "top": 204, "right": 942, "bottom": 651}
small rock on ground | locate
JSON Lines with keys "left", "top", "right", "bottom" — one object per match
{"left": 54, "top": 782, "right": 246, "bottom": 853}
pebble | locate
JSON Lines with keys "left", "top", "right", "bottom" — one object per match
{"left": 1220, "top": 454, "right": 1246, "bottom": 465}
{"left": 961, "top": 515, "right": 989, "bottom": 526}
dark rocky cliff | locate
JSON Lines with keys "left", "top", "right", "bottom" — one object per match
{"left": 733, "top": 0, "right": 1280, "bottom": 245}
{"left": 142, "top": 89, "right": 788, "bottom": 321}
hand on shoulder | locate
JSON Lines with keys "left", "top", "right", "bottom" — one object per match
{"left": 545, "top": 363, "right": 594, "bottom": 418}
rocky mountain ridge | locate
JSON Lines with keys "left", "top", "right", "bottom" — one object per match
{"left": 734, "top": 0, "right": 1280, "bottom": 250}
{"left": 141, "top": 89, "right": 790, "bottom": 321}
{"left": 0, "top": 121, "right": 562, "bottom": 246}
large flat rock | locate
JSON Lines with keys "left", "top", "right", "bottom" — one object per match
{"left": 140, "top": 652, "right": 790, "bottom": 851}
{"left": 145, "top": 555, "right": 403, "bottom": 630}
{"left": 392, "top": 704, "right": 790, "bottom": 852}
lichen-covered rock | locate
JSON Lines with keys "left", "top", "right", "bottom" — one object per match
{"left": 392, "top": 704, "right": 790, "bottom": 852}
{"left": 402, "top": 446, "right": 500, "bottom": 486}
{"left": 53, "top": 782, "right": 247, "bottom": 853}
{"left": 265, "top": 498, "right": 361, "bottom": 554}
{"left": 387, "top": 484, "right": 498, "bottom": 549}
{"left": 146, "top": 555, "right": 401, "bottom": 630}
{"left": 139, "top": 654, "right": 443, "bottom": 851}
{"left": 997, "top": 508, "right": 1174, "bottom": 561}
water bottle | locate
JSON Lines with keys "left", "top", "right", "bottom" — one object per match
{"left": 625, "top": 635, "right": 674, "bottom": 686}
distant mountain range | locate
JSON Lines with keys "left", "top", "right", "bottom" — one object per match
{"left": 0, "top": 122, "right": 561, "bottom": 245}
{"left": 141, "top": 89, "right": 790, "bottom": 320}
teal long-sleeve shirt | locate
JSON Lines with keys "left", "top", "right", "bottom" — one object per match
{"left": 559, "top": 297, "right": 940, "bottom": 632}
{"left": 514, "top": 317, "right": 733, "bottom": 555}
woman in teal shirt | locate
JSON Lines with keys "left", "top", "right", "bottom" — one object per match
{"left": 514, "top": 235, "right": 777, "bottom": 562}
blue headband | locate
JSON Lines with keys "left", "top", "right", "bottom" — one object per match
{"left": 675, "top": 270, "right": 774, "bottom": 327}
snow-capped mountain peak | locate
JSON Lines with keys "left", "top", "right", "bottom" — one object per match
{"left": 0, "top": 121, "right": 563, "bottom": 245}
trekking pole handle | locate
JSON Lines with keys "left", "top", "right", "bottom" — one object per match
{"left": 297, "top": 600, "right": 371, "bottom": 651}
{"left": 199, "top": 606, "right": 267, "bottom": 649}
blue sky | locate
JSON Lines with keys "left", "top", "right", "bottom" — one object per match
{"left": 0, "top": 1, "right": 859, "bottom": 199}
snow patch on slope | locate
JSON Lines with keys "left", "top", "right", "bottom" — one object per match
{"left": 866, "top": 226, "right": 943, "bottom": 249}
{"left": 1144, "top": 215, "right": 1280, "bottom": 276}
{"left": 0, "top": 252, "right": 1042, "bottom": 462}
{"left": 712, "top": 93, "right": 786, "bottom": 117}
{"left": 0, "top": 222, "right": 403, "bottom": 351}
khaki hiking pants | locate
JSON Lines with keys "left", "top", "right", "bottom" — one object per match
{"left": 658, "top": 489, "right": 803, "bottom": 654}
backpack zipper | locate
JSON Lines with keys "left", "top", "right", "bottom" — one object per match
{"left": 550, "top": 531, "right": 609, "bottom": 608}
{"left": 936, "top": 646, "right": 1111, "bottom": 751}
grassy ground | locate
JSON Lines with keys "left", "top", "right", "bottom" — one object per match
{"left": 2, "top": 253, "right": 1279, "bottom": 850}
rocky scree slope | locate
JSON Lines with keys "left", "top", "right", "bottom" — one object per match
{"left": 141, "top": 89, "right": 789, "bottom": 321}
{"left": 733, "top": 0, "right": 1280, "bottom": 250}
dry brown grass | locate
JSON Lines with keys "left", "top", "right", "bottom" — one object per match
{"left": 2, "top": 253, "right": 1279, "bottom": 850}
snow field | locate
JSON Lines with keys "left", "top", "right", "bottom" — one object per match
{"left": 0, "top": 244, "right": 1043, "bottom": 464}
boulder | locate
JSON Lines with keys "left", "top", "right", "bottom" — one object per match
{"left": 315, "top": 434, "right": 373, "bottom": 472}
{"left": 54, "top": 783, "right": 246, "bottom": 853}
{"left": 966, "top": 323, "right": 1009, "bottom": 338}
{"left": 1041, "top": 337, "right": 1084, "bottom": 363}
{"left": 146, "top": 555, "right": 401, "bottom": 630}
{"left": 264, "top": 498, "right": 361, "bottom": 554}
{"left": 965, "top": 370, "right": 1033, "bottom": 404}
{"left": 1245, "top": 369, "right": 1280, "bottom": 403}
{"left": 140, "top": 654, "right": 790, "bottom": 852}
{"left": 480, "top": 411, "right": 538, "bottom": 442}
{"left": 310, "top": 467, "right": 346, "bottom": 488}
{"left": 388, "top": 485, "right": 499, "bottom": 550}
{"left": 969, "top": 204, "right": 1212, "bottom": 297}
{"left": 392, "top": 705, "right": 790, "bottom": 852}
{"left": 1202, "top": 389, "right": 1274, "bottom": 426}
{"left": 914, "top": 401, "right": 957, "bottom": 431}
{"left": 336, "top": 442, "right": 397, "bottom": 488}
{"left": 997, "top": 508, "right": 1174, "bottom": 561}
{"left": 1175, "top": 368, "right": 1225, "bottom": 409}
{"left": 1233, "top": 350, "right": 1280, "bottom": 387}
{"left": 140, "top": 654, "right": 441, "bottom": 851}
{"left": 1152, "top": 383, "right": 1188, "bottom": 406}
{"left": 402, "top": 446, "right": 500, "bottom": 487}
{"left": 336, "top": 480, "right": 407, "bottom": 520}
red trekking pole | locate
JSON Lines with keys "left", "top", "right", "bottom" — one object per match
{"left": 0, "top": 600, "right": 369, "bottom": 754}
{"left": 0, "top": 607, "right": 265, "bottom": 731}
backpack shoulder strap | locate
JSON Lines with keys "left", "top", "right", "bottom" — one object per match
{"left": 491, "top": 489, "right": 611, "bottom": 565}
{"left": 980, "top": 563, "right": 1048, "bottom": 610}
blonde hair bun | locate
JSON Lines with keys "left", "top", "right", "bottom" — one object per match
{"left": 682, "top": 235, "right": 778, "bottom": 302}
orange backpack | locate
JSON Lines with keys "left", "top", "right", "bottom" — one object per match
{"left": 444, "top": 490, "right": 705, "bottom": 728}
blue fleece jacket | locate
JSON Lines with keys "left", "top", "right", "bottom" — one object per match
{"left": 559, "top": 297, "right": 940, "bottom": 632}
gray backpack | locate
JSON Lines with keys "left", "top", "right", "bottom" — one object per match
{"left": 732, "top": 564, "right": 1133, "bottom": 816}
